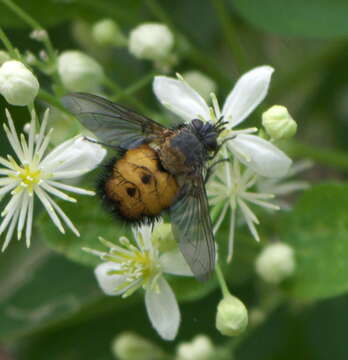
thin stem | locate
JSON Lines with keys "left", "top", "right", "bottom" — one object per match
{"left": 215, "top": 262, "right": 230, "bottom": 297}
{"left": 103, "top": 77, "right": 151, "bottom": 114}
{"left": 211, "top": 0, "right": 248, "bottom": 72}
{"left": 112, "top": 70, "right": 157, "bottom": 102}
{"left": 38, "top": 89, "right": 70, "bottom": 115}
{"left": 286, "top": 140, "right": 348, "bottom": 172}
{"left": 0, "top": 27, "right": 18, "bottom": 58}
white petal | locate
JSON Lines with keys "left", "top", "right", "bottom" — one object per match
{"left": 42, "top": 136, "right": 106, "bottom": 175}
{"left": 229, "top": 134, "right": 292, "bottom": 178}
{"left": 153, "top": 76, "right": 210, "bottom": 122}
{"left": 145, "top": 277, "right": 180, "bottom": 341}
{"left": 160, "top": 249, "right": 193, "bottom": 276}
{"left": 222, "top": 66, "right": 274, "bottom": 127}
{"left": 95, "top": 262, "right": 128, "bottom": 296}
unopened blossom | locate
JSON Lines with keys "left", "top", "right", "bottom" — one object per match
{"left": 153, "top": 66, "right": 292, "bottom": 178}
{"left": 129, "top": 23, "right": 174, "bottom": 61}
{"left": 58, "top": 50, "right": 104, "bottom": 92}
{"left": 0, "top": 60, "right": 39, "bottom": 106}
{"left": 0, "top": 109, "right": 106, "bottom": 251}
{"left": 86, "top": 222, "right": 193, "bottom": 341}
{"left": 262, "top": 105, "right": 297, "bottom": 140}
{"left": 216, "top": 293, "right": 248, "bottom": 336}
{"left": 255, "top": 242, "right": 295, "bottom": 284}
{"left": 112, "top": 332, "right": 166, "bottom": 360}
{"left": 92, "top": 19, "right": 127, "bottom": 46}
{"left": 175, "top": 335, "right": 215, "bottom": 360}
{"left": 208, "top": 158, "right": 279, "bottom": 262}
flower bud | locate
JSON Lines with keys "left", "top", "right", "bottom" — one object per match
{"left": 129, "top": 23, "right": 174, "bottom": 61}
{"left": 183, "top": 71, "right": 216, "bottom": 101}
{"left": 112, "top": 332, "right": 166, "bottom": 360}
{"left": 216, "top": 294, "right": 248, "bottom": 336}
{"left": 92, "top": 19, "right": 127, "bottom": 46}
{"left": 175, "top": 335, "right": 214, "bottom": 360}
{"left": 255, "top": 242, "right": 295, "bottom": 284}
{"left": 0, "top": 60, "right": 39, "bottom": 106}
{"left": 30, "top": 29, "right": 48, "bottom": 42}
{"left": 262, "top": 105, "right": 297, "bottom": 140}
{"left": 58, "top": 50, "right": 104, "bottom": 92}
{"left": 0, "top": 50, "right": 10, "bottom": 66}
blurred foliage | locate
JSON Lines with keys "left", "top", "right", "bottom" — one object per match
{"left": 1, "top": 0, "right": 348, "bottom": 359}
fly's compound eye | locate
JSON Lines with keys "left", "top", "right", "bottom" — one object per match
{"left": 204, "top": 133, "right": 218, "bottom": 151}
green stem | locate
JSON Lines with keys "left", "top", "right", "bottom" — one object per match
{"left": 112, "top": 71, "right": 157, "bottom": 102}
{"left": 211, "top": 0, "right": 248, "bottom": 72}
{"left": 1, "top": 0, "right": 60, "bottom": 83}
{"left": 215, "top": 262, "right": 230, "bottom": 297}
{"left": 286, "top": 140, "right": 348, "bottom": 172}
{"left": 0, "top": 27, "right": 18, "bottom": 58}
{"left": 38, "top": 89, "right": 70, "bottom": 115}
{"left": 103, "top": 77, "right": 151, "bottom": 114}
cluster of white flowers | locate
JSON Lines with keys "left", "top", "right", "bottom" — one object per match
{"left": 85, "top": 222, "right": 193, "bottom": 341}
{"left": 0, "top": 109, "right": 106, "bottom": 251}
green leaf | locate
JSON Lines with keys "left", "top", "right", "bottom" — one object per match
{"left": 233, "top": 0, "right": 348, "bottom": 38}
{"left": 38, "top": 196, "right": 132, "bottom": 267}
{"left": 0, "top": 238, "right": 104, "bottom": 341}
{"left": 283, "top": 183, "right": 348, "bottom": 301}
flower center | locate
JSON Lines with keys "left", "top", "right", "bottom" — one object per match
{"left": 108, "top": 237, "right": 161, "bottom": 296}
{"left": 13, "top": 163, "right": 42, "bottom": 193}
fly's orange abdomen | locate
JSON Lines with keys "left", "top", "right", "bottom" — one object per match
{"left": 101, "top": 144, "right": 179, "bottom": 222}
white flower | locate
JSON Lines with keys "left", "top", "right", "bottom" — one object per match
{"left": 57, "top": 50, "right": 104, "bottom": 92}
{"left": 0, "top": 109, "right": 106, "bottom": 251}
{"left": 255, "top": 242, "right": 295, "bottom": 284}
{"left": 87, "top": 223, "right": 192, "bottom": 341}
{"left": 208, "top": 158, "right": 279, "bottom": 262}
{"left": 0, "top": 60, "right": 39, "bottom": 106}
{"left": 153, "top": 66, "right": 292, "bottom": 178}
{"left": 175, "top": 335, "right": 215, "bottom": 360}
{"left": 129, "top": 23, "right": 174, "bottom": 61}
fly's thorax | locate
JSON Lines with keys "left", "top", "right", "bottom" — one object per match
{"left": 158, "top": 127, "right": 207, "bottom": 175}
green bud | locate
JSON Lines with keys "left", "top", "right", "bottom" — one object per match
{"left": 262, "top": 105, "right": 297, "bottom": 140}
{"left": 0, "top": 50, "right": 10, "bottom": 66}
{"left": 255, "top": 243, "right": 295, "bottom": 284}
{"left": 152, "top": 222, "right": 177, "bottom": 252}
{"left": 92, "top": 19, "right": 127, "bottom": 47}
{"left": 58, "top": 50, "right": 104, "bottom": 92}
{"left": 112, "top": 332, "right": 166, "bottom": 360}
{"left": 175, "top": 335, "right": 215, "bottom": 360}
{"left": 183, "top": 71, "right": 216, "bottom": 101}
{"left": 216, "top": 294, "right": 248, "bottom": 336}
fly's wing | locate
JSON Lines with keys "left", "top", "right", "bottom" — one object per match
{"left": 169, "top": 172, "right": 215, "bottom": 281}
{"left": 61, "top": 92, "right": 167, "bottom": 148}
